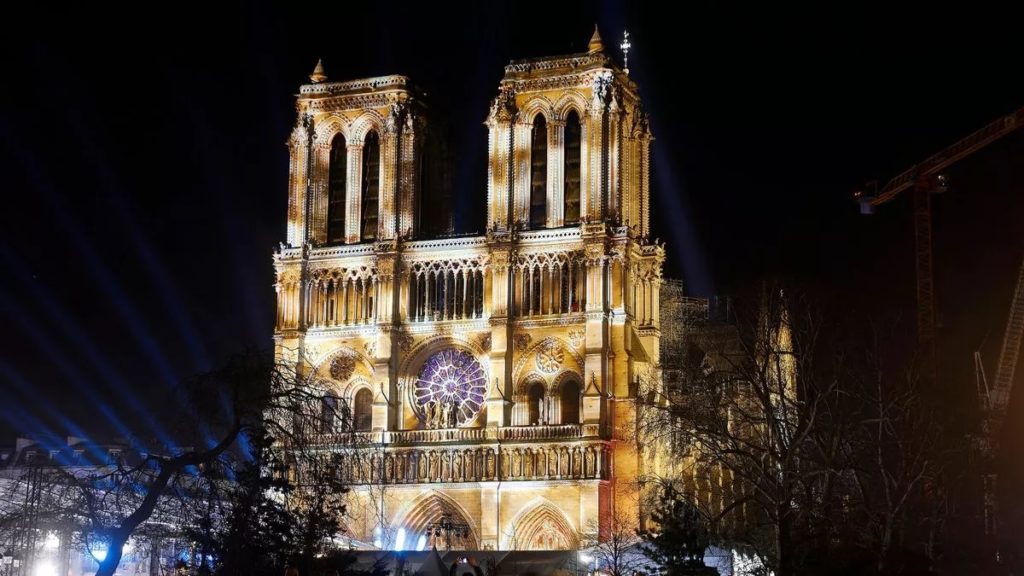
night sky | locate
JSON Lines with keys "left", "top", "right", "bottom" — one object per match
{"left": 2, "top": 2, "right": 1023, "bottom": 456}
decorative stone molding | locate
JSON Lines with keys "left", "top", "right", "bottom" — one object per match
{"left": 299, "top": 74, "right": 411, "bottom": 95}
{"left": 512, "top": 337, "right": 583, "bottom": 384}
{"left": 329, "top": 353, "right": 357, "bottom": 382}
{"left": 396, "top": 330, "right": 414, "bottom": 352}
{"left": 535, "top": 340, "right": 564, "bottom": 374}
{"left": 568, "top": 328, "right": 585, "bottom": 349}
{"left": 513, "top": 332, "right": 532, "bottom": 351}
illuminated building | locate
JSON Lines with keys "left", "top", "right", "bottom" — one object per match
{"left": 273, "top": 28, "right": 662, "bottom": 550}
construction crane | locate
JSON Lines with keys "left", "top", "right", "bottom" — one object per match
{"left": 974, "top": 257, "right": 1024, "bottom": 546}
{"left": 855, "top": 105, "right": 1024, "bottom": 381}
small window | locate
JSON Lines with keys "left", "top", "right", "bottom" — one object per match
{"left": 321, "top": 396, "right": 338, "bottom": 433}
{"left": 560, "top": 379, "right": 581, "bottom": 425}
{"left": 527, "top": 382, "right": 545, "bottom": 425}
{"left": 530, "top": 116, "right": 548, "bottom": 229}
{"left": 354, "top": 388, "right": 373, "bottom": 431}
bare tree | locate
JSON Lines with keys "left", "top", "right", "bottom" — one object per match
{"left": 581, "top": 512, "right": 648, "bottom": 576}
{"left": 638, "top": 286, "right": 848, "bottom": 576}
{"left": 842, "top": 323, "right": 950, "bottom": 573}
{"left": 0, "top": 350, "right": 355, "bottom": 576}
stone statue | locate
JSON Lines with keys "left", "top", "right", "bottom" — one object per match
{"left": 441, "top": 400, "right": 453, "bottom": 429}
{"left": 425, "top": 401, "right": 436, "bottom": 429}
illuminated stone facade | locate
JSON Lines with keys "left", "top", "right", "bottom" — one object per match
{"left": 273, "top": 31, "right": 661, "bottom": 551}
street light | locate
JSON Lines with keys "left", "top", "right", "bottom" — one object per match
{"left": 426, "top": 511, "right": 471, "bottom": 552}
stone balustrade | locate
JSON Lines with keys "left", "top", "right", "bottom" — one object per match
{"left": 334, "top": 442, "right": 610, "bottom": 485}
{"left": 385, "top": 427, "right": 489, "bottom": 444}
{"left": 498, "top": 424, "right": 584, "bottom": 441}
{"left": 307, "top": 424, "right": 598, "bottom": 447}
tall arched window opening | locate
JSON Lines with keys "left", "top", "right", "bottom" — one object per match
{"left": 321, "top": 395, "right": 339, "bottom": 433}
{"left": 527, "top": 382, "right": 545, "bottom": 425}
{"left": 353, "top": 388, "right": 373, "bottom": 431}
{"left": 563, "top": 112, "right": 582, "bottom": 225}
{"left": 529, "top": 116, "right": 548, "bottom": 229}
{"left": 360, "top": 131, "right": 380, "bottom": 242}
{"left": 327, "top": 134, "right": 347, "bottom": 243}
{"left": 560, "top": 379, "right": 580, "bottom": 425}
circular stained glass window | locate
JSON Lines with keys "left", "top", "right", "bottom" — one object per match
{"left": 414, "top": 349, "right": 487, "bottom": 427}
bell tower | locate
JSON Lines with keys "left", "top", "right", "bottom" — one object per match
{"left": 485, "top": 25, "right": 652, "bottom": 235}
{"left": 284, "top": 69, "right": 429, "bottom": 249}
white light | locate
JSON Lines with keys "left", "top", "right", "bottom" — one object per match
{"left": 373, "top": 526, "right": 383, "bottom": 549}
{"left": 44, "top": 533, "right": 59, "bottom": 550}
{"left": 395, "top": 528, "right": 407, "bottom": 551}
{"left": 578, "top": 553, "right": 593, "bottom": 564}
{"left": 416, "top": 535, "right": 427, "bottom": 551}
{"left": 33, "top": 561, "right": 57, "bottom": 576}
{"left": 90, "top": 547, "right": 107, "bottom": 562}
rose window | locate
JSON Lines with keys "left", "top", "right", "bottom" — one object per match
{"left": 414, "top": 349, "right": 487, "bottom": 427}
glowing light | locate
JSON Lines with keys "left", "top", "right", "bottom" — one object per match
{"left": 33, "top": 561, "right": 57, "bottom": 576}
{"left": 373, "top": 526, "right": 382, "bottom": 549}
{"left": 416, "top": 535, "right": 427, "bottom": 551}
{"left": 620, "top": 30, "right": 631, "bottom": 74}
{"left": 395, "top": 528, "right": 407, "bottom": 551}
{"left": 89, "top": 547, "right": 107, "bottom": 562}
{"left": 43, "top": 533, "right": 59, "bottom": 550}
{"left": 414, "top": 349, "right": 487, "bottom": 426}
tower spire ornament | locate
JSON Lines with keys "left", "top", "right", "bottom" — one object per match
{"left": 620, "top": 30, "right": 632, "bottom": 74}
{"left": 309, "top": 58, "right": 327, "bottom": 83}
{"left": 588, "top": 24, "right": 604, "bottom": 54}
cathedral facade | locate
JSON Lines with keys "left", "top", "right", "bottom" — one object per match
{"left": 272, "top": 29, "right": 662, "bottom": 551}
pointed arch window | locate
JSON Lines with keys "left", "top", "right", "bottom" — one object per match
{"left": 360, "top": 131, "right": 380, "bottom": 242}
{"left": 321, "top": 395, "right": 339, "bottom": 433}
{"left": 527, "top": 382, "right": 545, "bottom": 425}
{"left": 560, "top": 379, "right": 580, "bottom": 425}
{"left": 353, "top": 388, "right": 373, "bottom": 431}
{"left": 327, "top": 134, "right": 347, "bottom": 243}
{"left": 563, "top": 111, "right": 582, "bottom": 225}
{"left": 529, "top": 116, "right": 548, "bottom": 229}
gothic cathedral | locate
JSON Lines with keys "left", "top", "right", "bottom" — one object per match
{"left": 273, "top": 28, "right": 662, "bottom": 551}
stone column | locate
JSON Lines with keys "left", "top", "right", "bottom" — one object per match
{"left": 399, "top": 113, "right": 419, "bottom": 238}
{"left": 548, "top": 119, "right": 565, "bottom": 227}
{"left": 380, "top": 120, "right": 399, "bottom": 241}
{"left": 148, "top": 537, "right": 162, "bottom": 576}
{"left": 308, "top": 141, "right": 331, "bottom": 245}
{"left": 286, "top": 115, "right": 311, "bottom": 247}
{"left": 606, "top": 93, "right": 622, "bottom": 222}
{"left": 512, "top": 118, "right": 532, "bottom": 227}
{"left": 480, "top": 482, "right": 499, "bottom": 549}
{"left": 346, "top": 143, "right": 364, "bottom": 244}
{"left": 486, "top": 87, "right": 515, "bottom": 230}
{"left": 488, "top": 249, "right": 511, "bottom": 429}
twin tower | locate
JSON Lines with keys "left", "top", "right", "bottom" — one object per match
{"left": 273, "top": 29, "right": 664, "bottom": 551}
